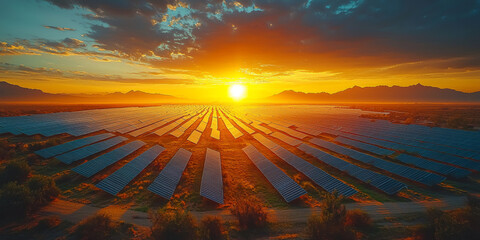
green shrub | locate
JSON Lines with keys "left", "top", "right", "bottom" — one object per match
{"left": 230, "top": 196, "right": 268, "bottom": 230}
{"left": 0, "top": 160, "right": 31, "bottom": 185}
{"left": 199, "top": 216, "right": 225, "bottom": 240}
{"left": 74, "top": 213, "right": 118, "bottom": 240}
{"left": 27, "top": 175, "right": 60, "bottom": 207}
{"left": 0, "top": 182, "right": 33, "bottom": 221}
{"left": 150, "top": 206, "right": 198, "bottom": 240}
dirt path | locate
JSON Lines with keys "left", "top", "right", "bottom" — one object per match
{"left": 39, "top": 196, "right": 468, "bottom": 226}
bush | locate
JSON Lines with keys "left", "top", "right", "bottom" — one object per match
{"left": 413, "top": 202, "right": 480, "bottom": 240}
{"left": 199, "top": 216, "right": 225, "bottom": 240}
{"left": 75, "top": 213, "right": 118, "bottom": 240}
{"left": 306, "top": 192, "right": 371, "bottom": 240}
{"left": 0, "top": 182, "right": 33, "bottom": 221}
{"left": 230, "top": 196, "right": 268, "bottom": 230}
{"left": 0, "top": 160, "right": 31, "bottom": 185}
{"left": 27, "top": 175, "right": 60, "bottom": 207}
{"left": 150, "top": 206, "right": 198, "bottom": 240}
{"left": 345, "top": 209, "right": 372, "bottom": 231}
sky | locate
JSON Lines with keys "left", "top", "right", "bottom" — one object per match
{"left": 1, "top": 0, "right": 480, "bottom": 101}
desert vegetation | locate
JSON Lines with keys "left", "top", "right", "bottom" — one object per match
{"left": 0, "top": 160, "right": 59, "bottom": 223}
{"left": 411, "top": 196, "right": 480, "bottom": 240}
{"left": 306, "top": 192, "right": 373, "bottom": 240}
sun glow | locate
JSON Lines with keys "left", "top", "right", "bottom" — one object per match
{"left": 228, "top": 84, "right": 247, "bottom": 101}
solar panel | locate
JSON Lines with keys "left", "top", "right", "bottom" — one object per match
{"left": 152, "top": 118, "right": 185, "bottom": 136}
{"left": 72, "top": 140, "right": 146, "bottom": 177}
{"left": 35, "top": 133, "right": 114, "bottom": 158}
{"left": 269, "top": 123, "right": 308, "bottom": 139}
{"left": 271, "top": 132, "right": 303, "bottom": 146}
{"left": 200, "top": 148, "right": 224, "bottom": 204}
{"left": 211, "top": 129, "right": 220, "bottom": 140}
{"left": 242, "top": 144, "right": 307, "bottom": 202}
{"left": 170, "top": 116, "right": 198, "bottom": 137}
{"left": 335, "top": 136, "right": 395, "bottom": 156}
{"left": 298, "top": 143, "right": 406, "bottom": 195}
{"left": 395, "top": 154, "right": 470, "bottom": 178}
{"left": 251, "top": 123, "right": 273, "bottom": 134}
{"left": 96, "top": 145, "right": 165, "bottom": 195}
{"left": 56, "top": 136, "right": 128, "bottom": 164}
{"left": 187, "top": 130, "right": 202, "bottom": 144}
{"left": 309, "top": 138, "right": 446, "bottom": 186}
{"left": 148, "top": 148, "right": 192, "bottom": 199}
{"left": 252, "top": 134, "right": 358, "bottom": 196}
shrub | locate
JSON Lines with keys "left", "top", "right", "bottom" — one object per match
{"left": 345, "top": 209, "right": 372, "bottom": 231}
{"left": 306, "top": 192, "right": 365, "bottom": 240}
{"left": 27, "top": 175, "right": 60, "bottom": 208}
{"left": 0, "top": 182, "right": 33, "bottom": 221}
{"left": 0, "top": 160, "right": 31, "bottom": 185}
{"left": 230, "top": 196, "right": 268, "bottom": 230}
{"left": 150, "top": 206, "right": 198, "bottom": 240}
{"left": 199, "top": 216, "right": 225, "bottom": 240}
{"left": 74, "top": 213, "right": 118, "bottom": 240}
{"left": 413, "top": 203, "right": 480, "bottom": 240}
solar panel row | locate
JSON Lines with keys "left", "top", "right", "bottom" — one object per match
{"left": 395, "top": 154, "right": 470, "bottom": 178}
{"left": 148, "top": 148, "right": 192, "bottom": 199}
{"left": 56, "top": 136, "right": 128, "bottom": 164}
{"left": 340, "top": 132, "right": 480, "bottom": 171}
{"left": 269, "top": 123, "right": 308, "bottom": 139}
{"left": 200, "top": 148, "right": 224, "bottom": 204}
{"left": 35, "top": 133, "right": 114, "bottom": 158}
{"left": 96, "top": 145, "right": 165, "bottom": 195}
{"left": 298, "top": 143, "right": 406, "bottom": 195}
{"left": 309, "top": 138, "right": 446, "bottom": 186}
{"left": 335, "top": 136, "right": 395, "bottom": 156}
{"left": 187, "top": 130, "right": 202, "bottom": 144}
{"left": 253, "top": 134, "right": 358, "bottom": 196}
{"left": 271, "top": 132, "right": 303, "bottom": 146}
{"left": 72, "top": 140, "right": 146, "bottom": 177}
{"left": 242, "top": 144, "right": 307, "bottom": 202}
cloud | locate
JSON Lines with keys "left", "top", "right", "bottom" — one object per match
{"left": 0, "top": 62, "right": 196, "bottom": 85}
{"left": 43, "top": 25, "right": 76, "bottom": 31}
{"left": 31, "top": 0, "right": 480, "bottom": 78}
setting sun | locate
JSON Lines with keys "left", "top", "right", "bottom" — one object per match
{"left": 228, "top": 84, "right": 247, "bottom": 101}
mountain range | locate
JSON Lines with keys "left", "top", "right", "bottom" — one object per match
{"left": 0, "top": 81, "right": 180, "bottom": 103}
{"left": 1, "top": 81, "right": 480, "bottom": 103}
{"left": 266, "top": 84, "right": 480, "bottom": 103}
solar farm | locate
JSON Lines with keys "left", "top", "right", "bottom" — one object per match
{"left": 1, "top": 105, "right": 479, "bottom": 209}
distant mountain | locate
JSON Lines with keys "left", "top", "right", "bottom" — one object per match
{"left": 267, "top": 84, "right": 480, "bottom": 103}
{"left": 0, "top": 81, "right": 180, "bottom": 103}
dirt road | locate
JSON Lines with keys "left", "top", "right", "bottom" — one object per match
{"left": 39, "top": 196, "right": 468, "bottom": 226}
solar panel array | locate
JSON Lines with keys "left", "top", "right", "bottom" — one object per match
{"left": 335, "top": 136, "right": 395, "bottom": 156}
{"left": 339, "top": 132, "right": 480, "bottom": 171}
{"left": 35, "top": 133, "right": 114, "bottom": 158}
{"left": 148, "top": 148, "right": 192, "bottom": 199}
{"left": 309, "top": 138, "right": 446, "bottom": 186}
{"left": 395, "top": 154, "right": 470, "bottom": 178}
{"left": 243, "top": 144, "right": 307, "bottom": 202}
{"left": 253, "top": 134, "right": 358, "bottom": 196}
{"left": 72, "top": 140, "right": 146, "bottom": 177}
{"left": 56, "top": 136, "right": 128, "bottom": 164}
{"left": 270, "top": 132, "right": 303, "bottom": 146}
{"left": 200, "top": 148, "right": 224, "bottom": 204}
{"left": 3, "top": 104, "right": 479, "bottom": 204}
{"left": 298, "top": 143, "right": 406, "bottom": 195}
{"left": 96, "top": 145, "right": 165, "bottom": 195}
